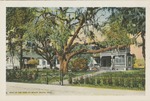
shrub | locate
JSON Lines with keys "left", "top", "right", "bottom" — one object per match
{"left": 71, "top": 58, "right": 88, "bottom": 71}
{"left": 27, "top": 58, "right": 38, "bottom": 68}
{"left": 100, "top": 77, "right": 104, "bottom": 86}
{"left": 68, "top": 73, "right": 73, "bottom": 84}
{"left": 96, "top": 78, "right": 100, "bottom": 85}
{"left": 134, "top": 59, "right": 145, "bottom": 68}
{"left": 79, "top": 76, "right": 84, "bottom": 84}
{"left": 123, "top": 78, "right": 128, "bottom": 87}
{"left": 119, "top": 77, "right": 124, "bottom": 87}
{"left": 89, "top": 77, "right": 95, "bottom": 85}
{"left": 130, "top": 78, "right": 134, "bottom": 88}
{"left": 84, "top": 77, "right": 90, "bottom": 84}
{"left": 94, "top": 78, "right": 98, "bottom": 85}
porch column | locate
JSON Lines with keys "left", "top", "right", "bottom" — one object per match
{"left": 110, "top": 55, "right": 114, "bottom": 70}
{"left": 125, "top": 54, "right": 127, "bottom": 70}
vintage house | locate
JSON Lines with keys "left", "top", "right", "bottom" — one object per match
{"left": 6, "top": 52, "right": 60, "bottom": 69}
{"left": 6, "top": 40, "right": 60, "bottom": 69}
{"left": 23, "top": 52, "right": 51, "bottom": 69}
{"left": 90, "top": 46, "right": 133, "bottom": 71}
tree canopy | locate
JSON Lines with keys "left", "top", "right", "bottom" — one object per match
{"left": 6, "top": 7, "right": 145, "bottom": 85}
{"left": 6, "top": 7, "right": 35, "bottom": 69}
{"left": 106, "top": 7, "right": 145, "bottom": 59}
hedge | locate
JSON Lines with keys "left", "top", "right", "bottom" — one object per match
{"left": 71, "top": 76, "right": 145, "bottom": 89}
{"left": 6, "top": 69, "right": 60, "bottom": 84}
{"left": 70, "top": 70, "right": 145, "bottom": 90}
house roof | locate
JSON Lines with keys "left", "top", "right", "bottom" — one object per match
{"left": 23, "top": 52, "right": 42, "bottom": 59}
{"left": 6, "top": 51, "right": 43, "bottom": 59}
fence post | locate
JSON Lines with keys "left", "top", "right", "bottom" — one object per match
{"left": 95, "top": 78, "right": 97, "bottom": 85}
{"left": 46, "top": 72, "right": 49, "bottom": 84}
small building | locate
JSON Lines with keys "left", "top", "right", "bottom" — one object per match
{"left": 100, "top": 47, "right": 133, "bottom": 70}
{"left": 22, "top": 52, "right": 51, "bottom": 69}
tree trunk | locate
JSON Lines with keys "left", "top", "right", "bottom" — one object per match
{"left": 141, "top": 32, "right": 145, "bottom": 69}
{"left": 11, "top": 56, "right": 15, "bottom": 69}
{"left": 20, "top": 41, "right": 23, "bottom": 69}
{"left": 141, "top": 33, "right": 145, "bottom": 60}
{"left": 10, "top": 51, "right": 15, "bottom": 69}
{"left": 48, "top": 61, "right": 53, "bottom": 69}
{"left": 19, "top": 33, "right": 24, "bottom": 70}
{"left": 59, "top": 57, "right": 69, "bottom": 86}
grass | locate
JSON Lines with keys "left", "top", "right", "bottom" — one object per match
{"left": 96, "top": 69, "right": 145, "bottom": 77}
{"left": 69, "top": 70, "right": 96, "bottom": 77}
{"left": 70, "top": 84, "right": 145, "bottom": 91}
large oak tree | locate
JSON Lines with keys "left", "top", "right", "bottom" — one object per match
{"left": 27, "top": 7, "right": 130, "bottom": 85}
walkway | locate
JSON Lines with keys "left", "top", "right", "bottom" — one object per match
{"left": 6, "top": 82, "right": 145, "bottom": 95}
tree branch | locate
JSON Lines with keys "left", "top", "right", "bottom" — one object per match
{"left": 85, "top": 44, "right": 128, "bottom": 54}
{"left": 68, "top": 49, "right": 87, "bottom": 59}
{"left": 66, "top": 17, "right": 85, "bottom": 51}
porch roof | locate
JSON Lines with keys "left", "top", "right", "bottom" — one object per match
{"left": 23, "top": 52, "right": 42, "bottom": 59}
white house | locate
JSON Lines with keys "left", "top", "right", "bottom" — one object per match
{"left": 100, "top": 47, "right": 133, "bottom": 70}
{"left": 89, "top": 46, "right": 133, "bottom": 71}
{"left": 6, "top": 53, "right": 20, "bottom": 69}
{"left": 6, "top": 52, "right": 60, "bottom": 69}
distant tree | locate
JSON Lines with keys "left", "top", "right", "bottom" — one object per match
{"left": 101, "top": 20, "right": 131, "bottom": 46}
{"left": 107, "top": 7, "right": 145, "bottom": 59}
{"left": 6, "top": 7, "right": 35, "bottom": 69}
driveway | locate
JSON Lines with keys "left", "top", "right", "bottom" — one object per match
{"left": 6, "top": 82, "right": 145, "bottom": 96}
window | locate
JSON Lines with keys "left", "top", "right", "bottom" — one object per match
{"left": 127, "top": 56, "right": 132, "bottom": 67}
{"left": 56, "top": 58, "right": 59, "bottom": 64}
{"left": 101, "top": 56, "right": 111, "bottom": 67}
{"left": 47, "top": 61, "right": 50, "bottom": 65}
{"left": 115, "top": 55, "right": 125, "bottom": 65}
{"left": 42, "top": 60, "right": 46, "bottom": 65}
{"left": 6, "top": 57, "right": 9, "bottom": 64}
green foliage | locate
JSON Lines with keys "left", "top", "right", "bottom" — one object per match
{"left": 72, "top": 70, "right": 145, "bottom": 90}
{"left": 71, "top": 58, "right": 88, "bottom": 71}
{"left": 6, "top": 69, "right": 38, "bottom": 82}
{"left": 6, "top": 8, "right": 36, "bottom": 68}
{"left": 107, "top": 7, "right": 145, "bottom": 59}
{"left": 27, "top": 59, "right": 38, "bottom": 65}
{"left": 6, "top": 69, "right": 60, "bottom": 84}
{"left": 108, "top": 8, "right": 145, "bottom": 35}
{"left": 102, "top": 18, "right": 131, "bottom": 46}
{"left": 134, "top": 59, "right": 145, "bottom": 68}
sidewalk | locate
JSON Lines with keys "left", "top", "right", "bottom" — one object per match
{"left": 6, "top": 82, "right": 145, "bottom": 96}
